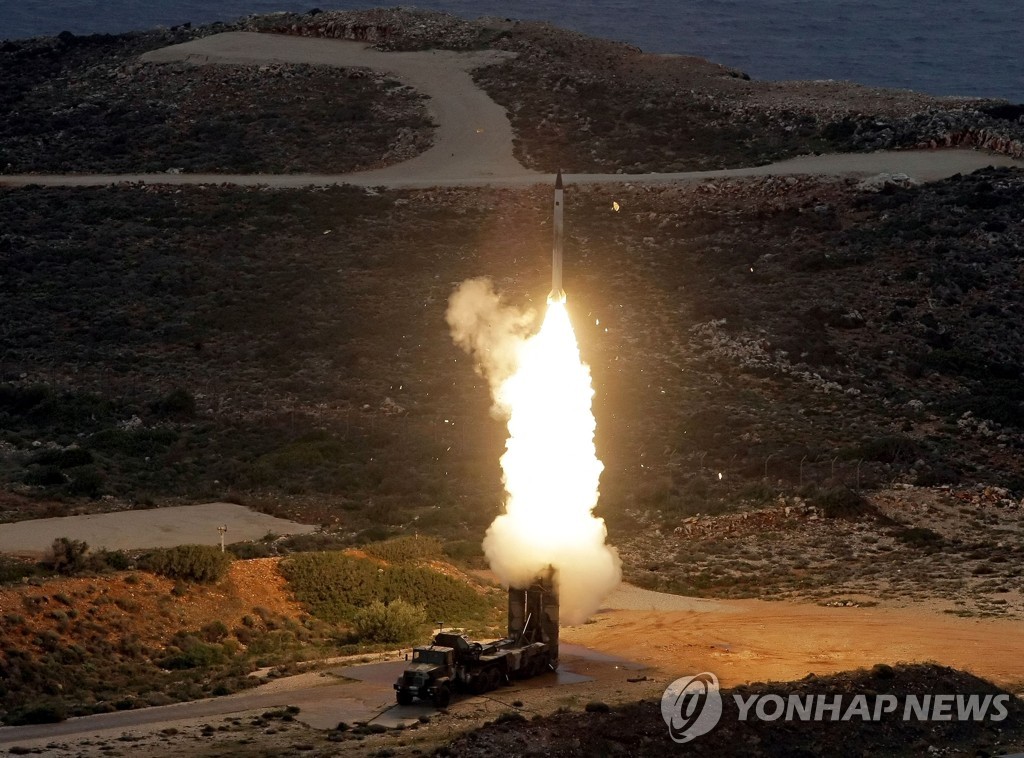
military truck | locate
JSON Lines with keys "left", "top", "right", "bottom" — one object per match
{"left": 394, "top": 570, "right": 559, "bottom": 707}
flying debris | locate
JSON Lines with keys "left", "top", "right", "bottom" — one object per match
{"left": 549, "top": 169, "right": 566, "bottom": 303}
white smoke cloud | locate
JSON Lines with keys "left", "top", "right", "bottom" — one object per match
{"left": 446, "top": 278, "right": 621, "bottom": 625}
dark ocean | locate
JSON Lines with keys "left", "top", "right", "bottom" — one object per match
{"left": 1, "top": 1, "right": 1021, "bottom": 102}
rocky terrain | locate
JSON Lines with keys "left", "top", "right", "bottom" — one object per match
{"left": 622, "top": 484, "right": 1024, "bottom": 619}
{"left": 0, "top": 26, "right": 432, "bottom": 174}
{"left": 2, "top": 168, "right": 1023, "bottom": 617}
{"left": 255, "top": 8, "right": 1024, "bottom": 172}
{"left": 443, "top": 664, "right": 1024, "bottom": 757}
{"left": 7, "top": 8, "right": 1022, "bottom": 177}
{"left": 2, "top": 10, "right": 1024, "bottom": 756}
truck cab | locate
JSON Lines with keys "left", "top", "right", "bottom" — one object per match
{"left": 394, "top": 645, "right": 455, "bottom": 707}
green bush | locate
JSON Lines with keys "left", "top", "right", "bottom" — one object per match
{"left": 94, "top": 549, "right": 132, "bottom": 571}
{"left": 227, "top": 541, "right": 276, "bottom": 559}
{"left": 280, "top": 551, "right": 490, "bottom": 623}
{"left": 362, "top": 535, "right": 443, "bottom": 564}
{"left": 352, "top": 599, "right": 425, "bottom": 643}
{"left": 161, "top": 637, "right": 227, "bottom": 670}
{"left": 66, "top": 467, "right": 105, "bottom": 498}
{"left": 813, "top": 486, "right": 874, "bottom": 520}
{"left": 200, "top": 620, "right": 230, "bottom": 643}
{"left": 7, "top": 700, "right": 67, "bottom": 725}
{"left": 0, "top": 557, "right": 38, "bottom": 584}
{"left": 48, "top": 537, "right": 90, "bottom": 575}
{"left": 141, "top": 545, "right": 233, "bottom": 583}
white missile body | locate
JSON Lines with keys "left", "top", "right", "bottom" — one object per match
{"left": 550, "top": 169, "right": 565, "bottom": 303}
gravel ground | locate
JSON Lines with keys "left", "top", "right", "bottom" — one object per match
{"left": 0, "top": 502, "right": 316, "bottom": 555}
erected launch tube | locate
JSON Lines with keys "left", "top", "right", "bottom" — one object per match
{"left": 550, "top": 169, "right": 566, "bottom": 303}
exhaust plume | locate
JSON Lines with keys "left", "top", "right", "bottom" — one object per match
{"left": 446, "top": 278, "right": 621, "bottom": 625}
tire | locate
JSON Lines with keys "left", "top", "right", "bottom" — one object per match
{"left": 485, "top": 667, "right": 502, "bottom": 691}
{"left": 537, "top": 655, "right": 551, "bottom": 675}
{"left": 433, "top": 685, "right": 451, "bottom": 709}
{"left": 396, "top": 689, "right": 414, "bottom": 706}
{"left": 468, "top": 673, "right": 486, "bottom": 695}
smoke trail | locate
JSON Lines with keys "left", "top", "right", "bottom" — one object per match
{"left": 446, "top": 278, "right": 621, "bottom": 625}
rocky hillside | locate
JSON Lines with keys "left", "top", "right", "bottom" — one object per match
{"left": 0, "top": 25, "right": 432, "bottom": 174}
{"left": 255, "top": 8, "right": 1024, "bottom": 172}
{"left": 443, "top": 664, "right": 1024, "bottom": 757}
{"left": 2, "top": 169, "right": 1023, "bottom": 550}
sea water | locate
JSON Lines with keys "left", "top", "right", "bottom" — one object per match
{"left": 1, "top": 0, "right": 1021, "bottom": 101}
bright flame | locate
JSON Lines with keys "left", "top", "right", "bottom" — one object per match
{"left": 446, "top": 279, "right": 620, "bottom": 625}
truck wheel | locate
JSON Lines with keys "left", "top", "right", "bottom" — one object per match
{"left": 468, "top": 673, "right": 486, "bottom": 695}
{"left": 396, "top": 689, "right": 414, "bottom": 706}
{"left": 433, "top": 685, "right": 451, "bottom": 709}
{"left": 488, "top": 667, "right": 503, "bottom": 690}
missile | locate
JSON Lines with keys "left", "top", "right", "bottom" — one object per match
{"left": 549, "top": 169, "right": 566, "bottom": 303}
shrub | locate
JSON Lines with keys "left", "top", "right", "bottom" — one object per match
{"left": 141, "top": 545, "right": 233, "bottom": 583}
{"left": 47, "top": 537, "right": 90, "bottom": 575}
{"left": 161, "top": 638, "right": 227, "bottom": 670}
{"left": 494, "top": 711, "right": 527, "bottom": 724}
{"left": 66, "top": 467, "right": 105, "bottom": 498}
{"left": 94, "top": 549, "right": 132, "bottom": 571}
{"left": 151, "top": 388, "right": 196, "bottom": 419}
{"left": 352, "top": 600, "right": 426, "bottom": 643}
{"left": 362, "top": 535, "right": 443, "bottom": 564}
{"left": 812, "top": 487, "right": 875, "bottom": 520}
{"left": 7, "top": 700, "right": 67, "bottom": 725}
{"left": 280, "top": 552, "right": 490, "bottom": 623}
{"left": 443, "top": 540, "right": 484, "bottom": 563}
{"left": 891, "top": 526, "right": 944, "bottom": 550}
{"left": 0, "top": 557, "right": 38, "bottom": 584}
{"left": 23, "top": 465, "right": 67, "bottom": 487}
{"left": 30, "top": 447, "right": 94, "bottom": 468}
{"left": 200, "top": 620, "right": 230, "bottom": 643}
{"left": 227, "top": 541, "right": 276, "bottom": 559}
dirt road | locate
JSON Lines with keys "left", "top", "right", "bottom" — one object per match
{"left": 1, "top": 31, "right": 1021, "bottom": 189}
{"left": 565, "top": 594, "right": 1024, "bottom": 691}
{"left": 0, "top": 502, "right": 316, "bottom": 556}
{"left": 2, "top": 149, "right": 1020, "bottom": 190}
{"left": 142, "top": 31, "right": 531, "bottom": 183}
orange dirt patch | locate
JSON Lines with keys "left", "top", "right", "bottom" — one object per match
{"left": 0, "top": 558, "right": 302, "bottom": 650}
{"left": 563, "top": 599, "right": 1024, "bottom": 692}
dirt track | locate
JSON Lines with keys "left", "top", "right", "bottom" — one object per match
{"left": 0, "top": 502, "right": 316, "bottom": 556}
{"left": 565, "top": 595, "right": 1024, "bottom": 692}
{"left": 0, "top": 31, "right": 1022, "bottom": 189}
{"left": 142, "top": 31, "right": 531, "bottom": 184}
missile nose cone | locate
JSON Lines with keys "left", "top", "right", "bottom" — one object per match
{"left": 555, "top": 169, "right": 563, "bottom": 190}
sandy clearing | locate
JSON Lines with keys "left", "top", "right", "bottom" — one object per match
{"left": 563, "top": 597, "right": 1024, "bottom": 691}
{"left": 141, "top": 31, "right": 533, "bottom": 183}
{"left": 0, "top": 502, "right": 316, "bottom": 555}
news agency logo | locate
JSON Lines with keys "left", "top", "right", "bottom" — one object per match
{"left": 660, "top": 672, "right": 723, "bottom": 743}
{"left": 661, "top": 672, "right": 1012, "bottom": 744}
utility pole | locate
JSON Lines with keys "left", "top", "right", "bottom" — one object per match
{"left": 218, "top": 524, "right": 227, "bottom": 553}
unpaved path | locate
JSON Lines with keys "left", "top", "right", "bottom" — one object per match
{"left": 0, "top": 31, "right": 1021, "bottom": 189}
{"left": 2, "top": 148, "right": 1020, "bottom": 190}
{"left": 0, "top": 502, "right": 315, "bottom": 556}
{"left": 564, "top": 593, "right": 1024, "bottom": 690}
{"left": 142, "top": 31, "right": 531, "bottom": 183}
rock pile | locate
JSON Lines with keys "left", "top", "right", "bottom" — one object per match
{"left": 245, "top": 7, "right": 496, "bottom": 51}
